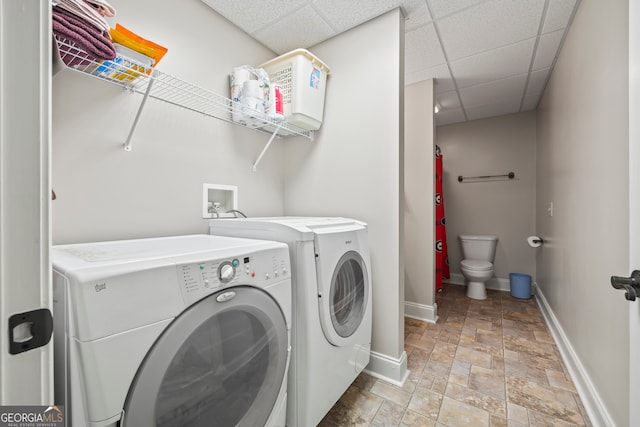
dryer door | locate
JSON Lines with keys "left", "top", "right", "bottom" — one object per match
{"left": 316, "top": 240, "right": 369, "bottom": 346}
{"left": 121, "top": 286, "right": 288, "bottom": 427}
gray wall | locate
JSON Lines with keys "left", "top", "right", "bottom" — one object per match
{"left": 536, "top": 0, "right": 629, "bottom": 424}
{"left": 404, "top": 80, "right": 436, "bottom": 319}
{"left": 52, "top": 0, "right": 285, "bottom": 244}
{"left": 53, "top": 1, "right": 407, "bottom": 383}
{"left": 284, "top": 10, "right": 407, "bottom": 375}
{"left": 436, "top": 112, "right": 537, "bottom": 284}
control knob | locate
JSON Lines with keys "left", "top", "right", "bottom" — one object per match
{"left": 218, "top": 262, "right": 236, "bottom": 283}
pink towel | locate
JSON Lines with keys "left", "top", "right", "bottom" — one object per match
{"left": 53, "top": 7, "right": 116, "bottom": 67}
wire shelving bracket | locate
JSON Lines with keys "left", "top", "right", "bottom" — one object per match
{"left": 54, "top": 36, "right": 313, "bottom": 158}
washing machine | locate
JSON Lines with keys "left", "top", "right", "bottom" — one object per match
{"left": 52, "top": 234, "right": 291, "bottom": 427}
{"left": 209, "top": 217, "right": 372, "bottom": 426}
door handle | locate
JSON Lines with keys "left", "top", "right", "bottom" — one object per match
{"left": 611, "top": 270, "right": 640, "bottom": 301}
{"left": 8, "top": 309, "right": 53, "bottom": 354}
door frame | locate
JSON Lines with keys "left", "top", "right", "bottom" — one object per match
{"left": 0, "top": 0, "right": 52, "bottom": 404}
{"left": 628, "top": 1, "right": 639, "bottom": 424}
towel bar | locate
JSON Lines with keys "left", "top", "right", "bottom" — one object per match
{"left": 458, "top": 172, "right": 515, "bottom": 182}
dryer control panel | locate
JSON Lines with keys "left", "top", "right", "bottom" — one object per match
{"left": 176, "top": 247, "right": 290, "bottom": 306}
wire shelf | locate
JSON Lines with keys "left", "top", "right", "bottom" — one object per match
{"left": 53, "top": 36, "right": 314, "bottom": 144}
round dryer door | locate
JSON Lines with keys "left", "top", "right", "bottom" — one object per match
{"left": 121, "top": 286, "right": 288, "bottom": 427}
{"left": 321, "top": 250, "right": 369, "bottom": 346}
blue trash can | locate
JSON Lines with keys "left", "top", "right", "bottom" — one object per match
{"left": 509, "top": 273, "right": 532, "bottom": 299}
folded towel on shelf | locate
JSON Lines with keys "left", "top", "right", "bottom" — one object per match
{"left": 53, "top": 7, "right": 116, "bottom": 67}
{"left": 53, "top": 0, "right": 111, "bottom": 35}
{"left": 85, "top": 0, "right": 116, "bottom": 18}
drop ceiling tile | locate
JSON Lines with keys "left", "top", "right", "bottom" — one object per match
{"left": 437, "top": 0, "right": 545, "bottom": 61}
{"left": 435, "top": 107, "right": 466, "bottom": 126}
{"left": 427, "top": 0, "right": 487, "bottom": 20}
{"left": 532, "top": 29, "right": 564, "bottom": 70}
{"left": 450, "top": 38, "right": 535, "bottom": 89}
{"left": 459, "top": 73, "right": 527, "bottom": 107}
{"left": 541, "top": 0, "right": 577, "bottom": 34}
{"left": 405, "top": 23, "right": 446, "bottom": 74}
{"left": 405, "top": 63, "right": 454, "bottom": 91}
{"left": 525, "top": 67, "right": 550, "bottom": 97}
{"left": 521, "top": 93, "right": 540, "bottom": 111}
{"left": 312, "top": 0, "right": 403, "bottom": 33}
{"left": 200, "top": 0, "right": 308, "bottom": 34}
{"left": 465, "top": 98, "right": 522, "bottom": 120}
{"left": 403, "top": 0, "right": 433, "bottom": 31}
{"left": 430, "top": 64, "right": 456, "bottom": 93}
{"left": 435, "top": 90, "right": 461, "bottom": 110}
{"left": 252, "top": 5, "right": 336, "bottom": 54}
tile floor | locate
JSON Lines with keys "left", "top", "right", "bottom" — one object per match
{"left": 318, "top": 283, "right": 592, "bottom": 427}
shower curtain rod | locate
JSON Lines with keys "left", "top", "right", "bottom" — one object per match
{"left": 457, "top": 172, "right": 515, "bottom": 182}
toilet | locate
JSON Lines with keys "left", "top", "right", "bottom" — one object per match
{"left": 458, "top": 235, "right": 498, "bottom": 300}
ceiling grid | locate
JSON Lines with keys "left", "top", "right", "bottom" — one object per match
{"left": 202, "top": 0, "right": 581, "bottom": 126}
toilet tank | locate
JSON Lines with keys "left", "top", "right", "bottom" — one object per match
{"left": 459, "top": 235, "right": 498, "bottom": 262}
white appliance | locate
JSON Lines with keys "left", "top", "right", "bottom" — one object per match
{"left": 52, "top": 234, "right": 291, "bottom": 427}
{"left": 209, "top": 217, "right": 372, "bottom": 426}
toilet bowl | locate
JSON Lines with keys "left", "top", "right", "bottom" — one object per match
{"left": 460, "top": 259, "right": 493, "bottom": 300}
{"left": 458, "top": 235, "right": 498, "bottom": 300}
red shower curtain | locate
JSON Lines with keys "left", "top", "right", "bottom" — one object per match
{"left": 435, "top": 145, "right": 450, "bottom": 292}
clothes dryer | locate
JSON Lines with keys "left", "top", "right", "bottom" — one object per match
{"left": 52, "top": 234, "right": 291, "bottom": 427}
{"left": 209, "top": 217, "right": 372, "bottom": 426}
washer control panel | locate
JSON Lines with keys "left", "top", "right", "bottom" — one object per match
{"left": 176, "top": 247, "right": 290, "bottom": 306}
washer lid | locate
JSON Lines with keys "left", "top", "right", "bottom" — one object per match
{"left": 210, "top": 217, "right": 366, "bottom": 242}
{"left": 461, "top": 260, "right": 493, "bottom": 270}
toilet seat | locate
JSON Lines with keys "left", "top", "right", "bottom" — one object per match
{"left": 461, "top": 259, "right": 492, "bottom": 271}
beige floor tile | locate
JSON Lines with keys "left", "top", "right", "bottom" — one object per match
{"left": 491, "top": 414, "right": 508, "bottom": 427}
{"left": 371, "top": 380, "right": 413, "bottom": 407}
{"left": 353, "top": 372, "right": 378, "bottom": 392}
{"left": 464, "top": 317, "right": 494, "bottom": 332}
{"left": 476, "top": 329, "right": 504, "bottom": 348}
{"left": 370, "top": 400, "right": 405, "bottom": 427}
{"left": 326, "top": 284, "right": 591, "bottom": 427}
{"left": 506, "top": 376, "right": 585, "bottom": 425}
{"left": 527, "top": 408, "right": 585, "bottom": 426}
{"left": 408, "top": 388, "right": 443, "bottom": 420}
{"left": 406, "top": 333, "right": 438, "bottom": 352}
{"left": 400, "top": 410, "right": 437, "bottom": 427}
{"left": 507, "top": 402, "right": 529, "bottom": 425}
{"left": 430, "top": 341, "right": 458, "bottom": 366}
{"left": 445, "top": 382, "right": 507, "bottom": 417}
{"left": 546, "top": 369, "right": 577, "bottom": 393}
{"left": 469, "top": 365, "right": 506, "bottom": 399}
{"left": 320, "top": 385, "right": 384, "bottom": 426}
{"left": 437, "top": 396, "right": 490, "bottom": 427}
{"left": 455, "top": 346, "right": 492, "bottom": 369}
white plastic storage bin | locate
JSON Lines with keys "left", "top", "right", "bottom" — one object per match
{"left": 260, "top": 49, "right": 330, "bottom": 131}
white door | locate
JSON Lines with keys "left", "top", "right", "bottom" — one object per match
{"left": 0, "top": 0, "right": 53, "bottom": 405}
{"left": 628, "top": 1, "right": 640, "bottom": 424}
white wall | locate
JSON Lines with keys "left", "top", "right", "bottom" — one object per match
{"left": 536, "top": 0, "right": 629, "bottom": 425}
{"left": 404, "top": 80, "right": 436, "bottom": 321}
{"left": 283, "top": 10, "right": 407, "bottom": 381}
{"left": 437, "top": 112, "right": 537, "bottom": 284}
{"left": 52, "top": 0, "right": 287, "bottom": 244}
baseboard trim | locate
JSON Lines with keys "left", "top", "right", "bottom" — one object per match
{"left": 535, "top": 284, "right": 616, "bottom": 427}
{"left": 363, "top": 350, "right": 409, "bottom": 387}
{"left": 404, "top": 301, "right": 438, "bottom": 323}
{"left": 448, "top": 273, "right": 510, "bottom": 292}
